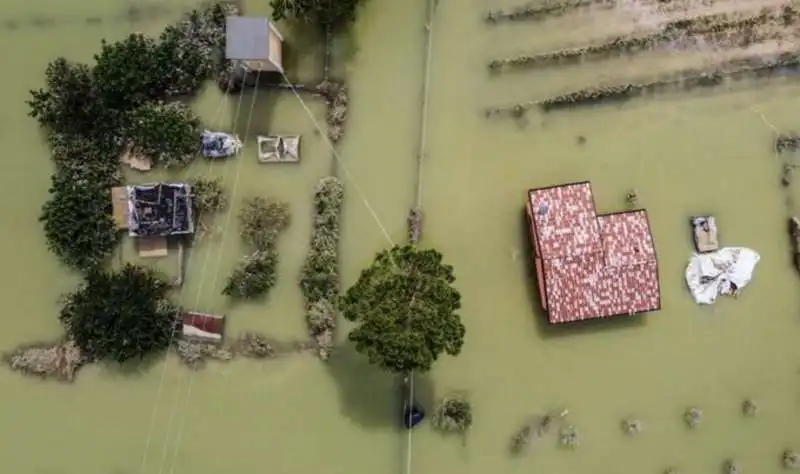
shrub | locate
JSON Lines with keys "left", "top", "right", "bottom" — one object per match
{"left": 191, "top": 177, "right": 227, "bottom": 215}
{"left": 239, "top": 197, "right": 290, "bottom": 250}
{"left": 300, "top": 177, "right": 344, "bottom": 359}
{"left": 432, "top": 394, "right": 473, "bottom": 434}
{"left": 222, "top": 250, "right": 279, "bottom": 299}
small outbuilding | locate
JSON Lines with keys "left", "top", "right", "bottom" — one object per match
{"left": 225, "top": 16, "right": 284, "bottom": 73}
{"left": 181, "top": 311, "right": 226, "bottom": 343}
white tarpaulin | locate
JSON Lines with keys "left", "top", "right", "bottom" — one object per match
{"left": 685, "top": 247, "right": 760, "bottom": 305}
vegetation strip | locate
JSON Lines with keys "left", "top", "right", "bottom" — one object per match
{"left": 300, "top": 177, "right": 344, "bottom": 360}
{"left": 485, "top": 51, "right": 800, "bottom": 117}
{"left": 488, "top": 6, "right": 800, "bottom": 72}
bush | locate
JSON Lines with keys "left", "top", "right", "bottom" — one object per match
{"left": 300, "top": 177, "right": 344, "bottom": 303}
{"left": 60, "top": 264, "right": 176, "bottom": 363}
{"left": 300, "top": 177, "right": 344, "bottom": 358}
{"left": 239, "top": 197, "right": 291, "bottom": 250}
{"left": 222, "top": 250, "right": 279, "bottom": 298}
{"left": 191, "top": 177, "right": 227, "bottom": 215}
{"left": 125, "top": 102, "right": 201, "bottom": 168}
{"left": 432, "top": 394, "right": 473, "bottom": 434}
{"left": 223, "top": 197, "right": 290, "bottom": 299}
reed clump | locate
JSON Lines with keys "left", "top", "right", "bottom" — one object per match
{"left": 487, "top": 6, "right": 800, "bottom": 72}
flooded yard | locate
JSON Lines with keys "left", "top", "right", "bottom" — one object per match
{"left": 1, "top": 0, "right": 800, "bottom": 473}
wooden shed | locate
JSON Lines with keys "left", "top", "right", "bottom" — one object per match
{"left": 181, "top": 311, "right": 226, "bottom": 343}
{"left": 225, "top": 16, "right": 284, "bottom": 73}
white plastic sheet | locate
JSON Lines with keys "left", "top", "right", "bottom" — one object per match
{"left": 685, "top": 247, "right": 760, "bottom": 305}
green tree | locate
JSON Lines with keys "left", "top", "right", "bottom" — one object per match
{"left": 59, "top": 264, "right": 176, "bottom": 363}
{"left": 269, "top": 0, "right": 365, "bottom": 32}
{"left": 125, "top": 102, "right": 201, "bottom": 167}
{"left": 27, "top": 58, "right": 98, "bottom": 136}
{"left": 341, "top": 245, "right": 465, "bottom": 374}
{"left": 40, "top": 165, "right": 121, "bottom": 272}
{"left": 92, "top": 33, "right": 167, "bottom": 111}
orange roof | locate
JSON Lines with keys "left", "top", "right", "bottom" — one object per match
{"left": 527, "top": 182, "right": 661, "bottom": 323}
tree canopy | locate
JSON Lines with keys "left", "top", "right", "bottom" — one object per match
{"left": 59, "top": 264, "right": 176, "bottom": 363}
{"left": 341, "top": 245, "right": 465, "bottom": 374}
{"left": 27, "top": 2, "right": 237, "bottom": 272}
{"left": 270, "top": 0, "right": 365, "bottom": 32}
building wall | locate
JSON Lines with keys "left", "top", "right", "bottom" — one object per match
{"left": 268, "top": 28, "right": 283, "bottom": 72}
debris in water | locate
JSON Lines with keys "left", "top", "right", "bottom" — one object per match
{"left": 684, "top": 407, "right": 703, "bottom": 428}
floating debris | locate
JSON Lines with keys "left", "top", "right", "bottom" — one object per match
{"left": 408, "top": 207, "right": 423, "bottom": 244}
{"left": 723, "top": 459, "right": 742, "bottom": 474}
{"left": 621, "top": 418, "right": 643, "bottom": 435}
{"left": 784, "top": 450, "right": 800, "bottom": 469}
{"left": 625, "top": 189, "right": 639, "bottom": 208}
{"left": 741, "top": 399, "right": 759, "bottom": 417}
{"left": 509, "top": 409, "right": 567, "bottom": 455}
{"left": 684, "top": 407, "right": 703, "bottom": 428}
{"left": 558, "top": 425, "right": 580, "bottom": 449}
{"left": 776, "top": 133, "right": 800, "bottom": 153}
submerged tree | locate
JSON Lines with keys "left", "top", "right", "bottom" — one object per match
{"left": 239, "top": 197, "right": 291, "bottom": 250}
{"left": 92, "top": 33, "right": 167, "bottom": 111}
{"left": 40, "top": 167, "right": 120, "bottom": 272}
{"left": 59, "top": 264, "right": 176, "bottom": 363}
{"left": 341, "top": 245, "right": 465, "bottom": 374}
{"left": 270, "top": 0, "right": 365, "bottom": 32}
{"left": 27, "top": 58, "right": 98, "bottom": 136}
{"left": 125, "top": 102, "right": 201, "bottom": 167}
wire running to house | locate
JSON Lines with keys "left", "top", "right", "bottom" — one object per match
{"left": 278, "top": 69, "right": 396, "bottom": 248}
{"left": 138, "top": 73, "right": 242, "bottom": 474}
{"left": 164, "top": 67, "right": 264, "bottom": 474}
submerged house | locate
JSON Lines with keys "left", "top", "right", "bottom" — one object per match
{"left": 126, "top": 182, "right": 194, "bottom": 237}
{"left": 225, "top": 16, "right": 284, "bottom": 73}
{"left": 110, "top": 182, "right": 194, "bottom": 259}
{"left": 525, "top": 181, "right": 661, "bottom": 324}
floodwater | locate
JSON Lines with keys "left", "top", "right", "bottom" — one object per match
{"left": 1, "top": 0, "right": 800, "bottom": 472}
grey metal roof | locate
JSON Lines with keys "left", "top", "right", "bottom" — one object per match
{"left": 226, "top": 16, "right": 272, "bottom": 60}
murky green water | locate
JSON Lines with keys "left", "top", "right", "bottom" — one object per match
{"left": 2, "top": 0, "right": 800, "bottom": 473}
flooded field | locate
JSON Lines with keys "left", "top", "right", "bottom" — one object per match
{"left": 1, "top": 0, "right": 800, "bottom": 473}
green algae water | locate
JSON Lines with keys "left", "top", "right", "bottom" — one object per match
{"left": 2, "top": 0, "right": 800, "bottom": 472}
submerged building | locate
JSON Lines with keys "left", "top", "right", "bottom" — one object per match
{"left": 525, "top": 181, "right": 661, "bottom": 324}
{"left": 225, "top": 16, "right": 284, "bottom": 73}
{"left": 126, "top": 182, "right": 194, "bottom": 237}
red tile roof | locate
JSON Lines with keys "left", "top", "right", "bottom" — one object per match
{"left": 527, "top": 182, "right": 660, "bottom": 324}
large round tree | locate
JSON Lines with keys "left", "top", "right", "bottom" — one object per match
{"left": 59, "top": 264, "right": 177, "bottom": 363}
{"left": 341, "top": 245, "right": 465, "bottom": 374}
